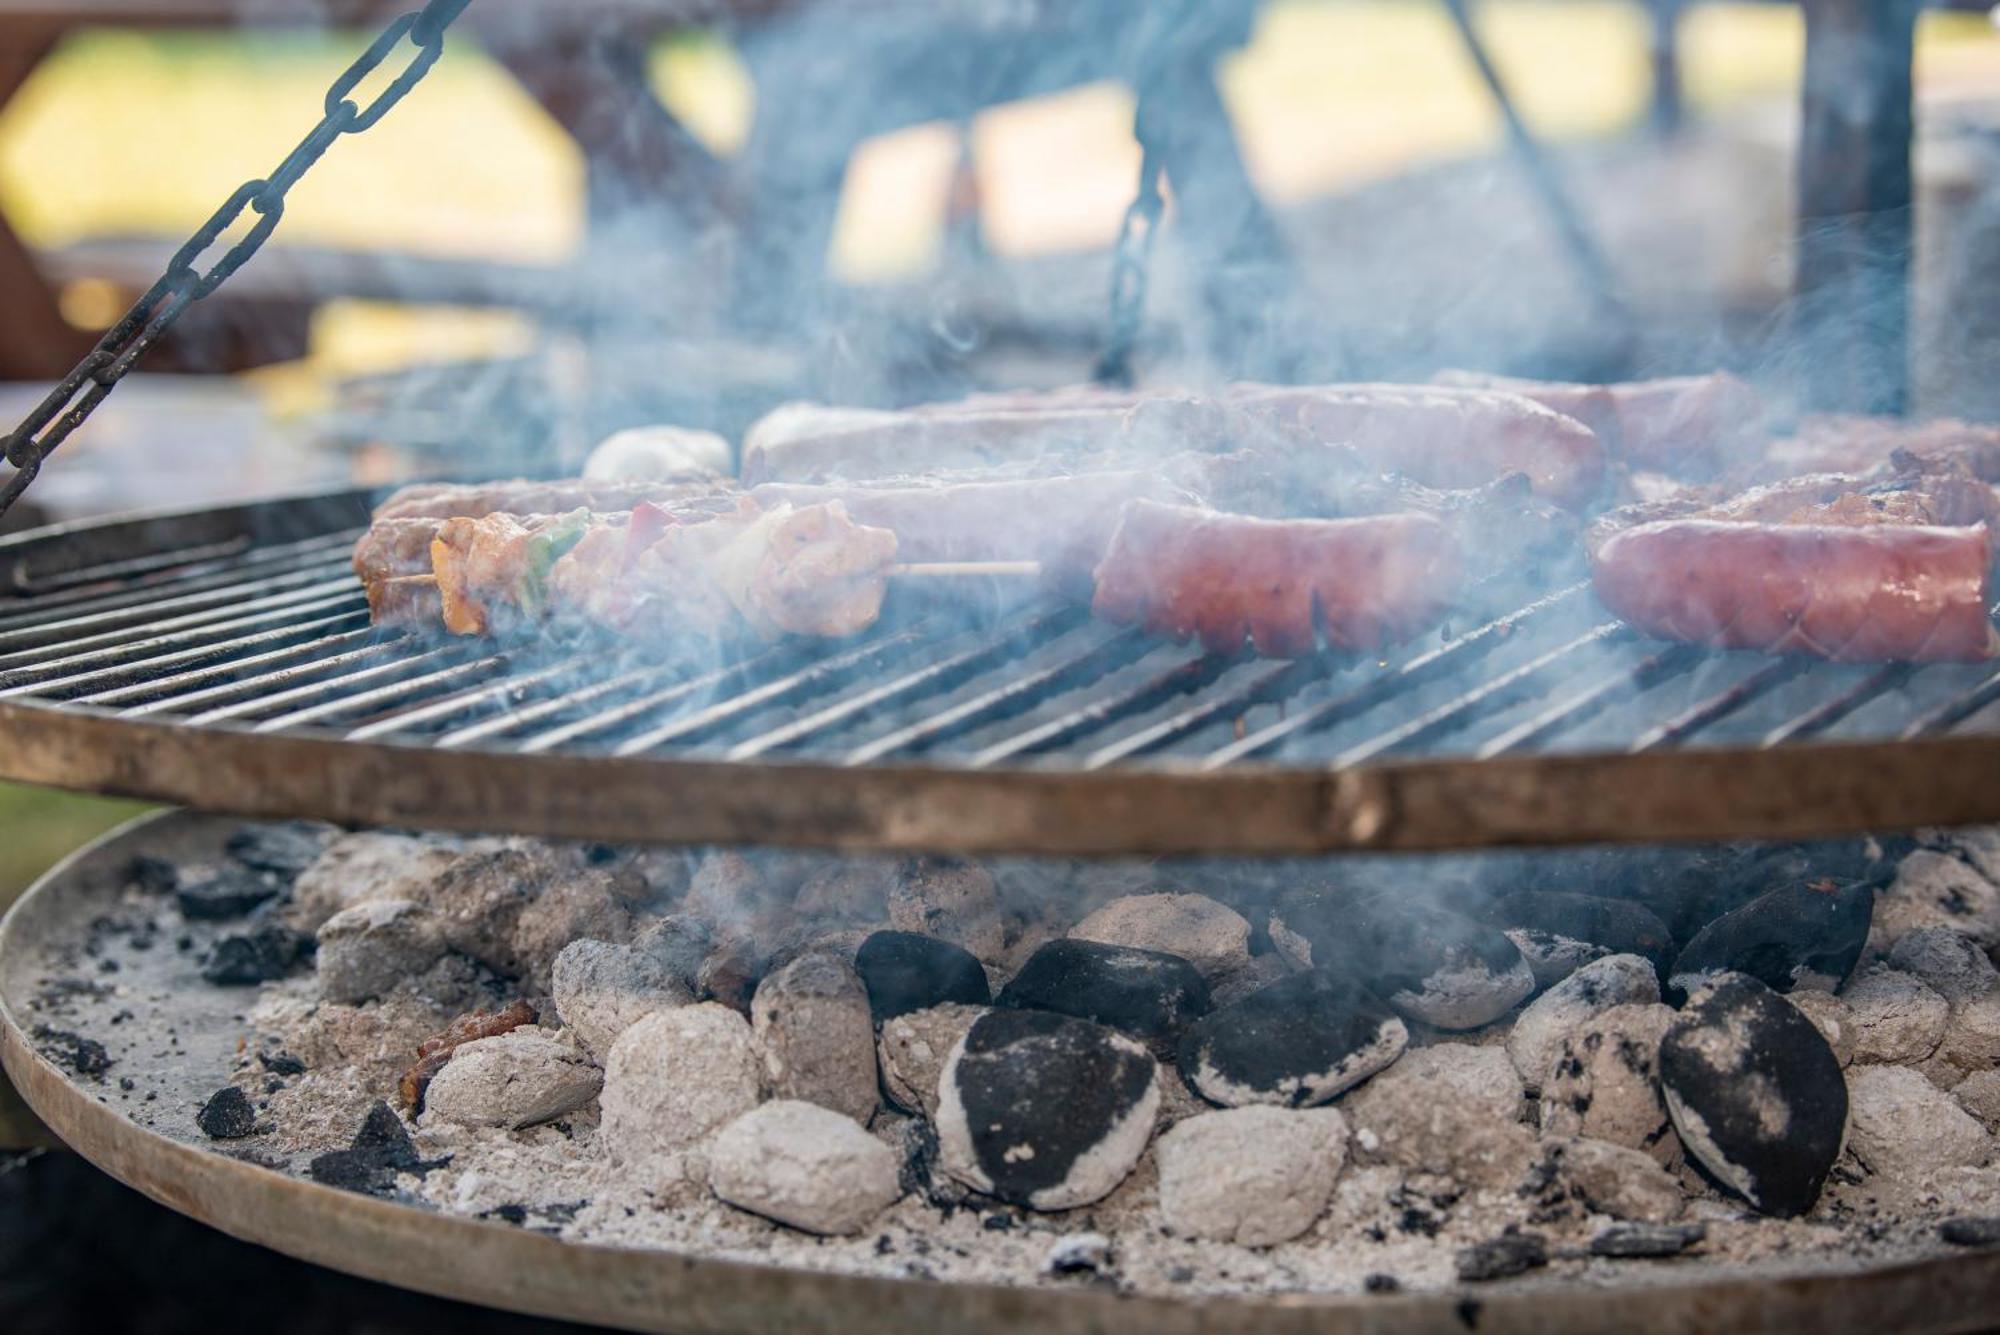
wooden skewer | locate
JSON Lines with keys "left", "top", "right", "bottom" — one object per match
{"left": 367, "top": 561, "right": 1045, "bottom": 627}
{"left": 887, "top": 561, "right": 1042, "bottom": 579}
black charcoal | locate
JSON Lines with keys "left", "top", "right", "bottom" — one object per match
{"left": 855, "top": 930, "right": 990, "bottom": 1023}
{"left": 1176, "top": 970, "right": 1407, "bottom": 1108}
{"left": 936, "top": 1009, "right": 1157, "bottom": 1211}
{"left": 196, "top": 1086, "right": 256, "bottom": 1139}
{"left": 997, "top": 938, "right": 1210, "bottom": 1050}
{"left": 1658, "top": 976, "right": 1848, "bottom": 1218}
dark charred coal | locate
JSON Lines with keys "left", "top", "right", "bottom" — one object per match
{"left": 225, "top": 820, "right": 337, "bottom": 879}
{"left": 30, "top": 1026, "right": 110, "bottom": 1077}
{"left": 940, "top": 1009, "right": 1153, "bottom": 1209}
{"left": 1480, "top": 837, "right": 1900, "bottom": 948}
{"left": 996, "top": 938, "right": 1210, "bottom": 1051}
{"left": 201, "top": 926, "right": 311, "bottom": 986}
{"left": 855, "top": 930, "right": 990, "bottom": 1023}
{"left": 306, "top": 1102, "right": 442, "bottom": 1195}
{"left": 257, "top": 1051, "right": 307, "bottom": 1077}
{"left": 1667, "top": 878, "right": 1873, "bottom": 1002}
{"left": 1176, "top": 970, "right": 1406, "bottom": 1108}
{"left": 195, "top": 1086, "right": 256, "bottom": 1140}
{"left": 1940, "top": 1217, "right": 2000, "bottom": 1247}
{"left": 1483, "top": 891, "right": 1674, "bottom": 988}
{"left": 1455, "top": 1230, "right": 1548, "bottom": 1282}
{"left": 1275, "top": 889, "right": 1531, "bottom": 1029}
{"left": 174, "top": 868, "right": 280, "bottom": 922}
{"left": 126, "top": 855, "right": 179, "bottom": 896}
{"left": 1590, "top": 1222, "right": 1707, "bottom": 1258}
{"left": 1658, "top": 976, "right": 1847, "bottom": 1218}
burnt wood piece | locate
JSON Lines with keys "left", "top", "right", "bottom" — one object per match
{"left": 1795, "top": 0, "right": 1920, "bottom": 415}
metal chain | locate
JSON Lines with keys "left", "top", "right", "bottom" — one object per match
{"left": 0, "top": 0, "right": 475, "bottom": 519}
{"left": 1091, "top": 101, "right": 1168, "bottom": 389}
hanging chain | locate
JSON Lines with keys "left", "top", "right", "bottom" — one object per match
{"left": 1091, "top": 100, "right": 1168, "bottom": 389}
{"left": 0, "top": 0, "right": 475, "bottom": 519}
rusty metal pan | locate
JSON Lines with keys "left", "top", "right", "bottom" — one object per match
{"left": 5, "top": 811, "right": 2000, "bottom": 1334}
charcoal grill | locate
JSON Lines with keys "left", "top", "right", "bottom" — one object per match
{"left": 0, "top": 489, "right": 1995, "bottom": 855}
{"left": 7, "top": 809, "right": 2000, "bottom": 1335}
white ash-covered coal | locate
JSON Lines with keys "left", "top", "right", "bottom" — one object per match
{"left": 24, "top": 820, "right": 2000, "bottom": 1299}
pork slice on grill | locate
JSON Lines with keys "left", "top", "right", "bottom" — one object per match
{"left": 1588, "top": 464, "right": 2000, "bottom": 662}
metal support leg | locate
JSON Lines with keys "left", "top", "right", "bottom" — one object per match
{"left": 1440, "top": 0, "right": 1633, "bottom": 373}
{"left": 1795, "top": 0, "right": 1918, "bottom": 416}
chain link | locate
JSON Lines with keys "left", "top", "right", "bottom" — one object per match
{"left": 0, "top": 0, "right": 474, "bottom": 518}
{"left": 1092, "top": 101, "right": 1168, "bottom": 389}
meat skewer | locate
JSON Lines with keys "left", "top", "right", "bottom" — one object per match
{"left": 1432, "top": 369, "right": 1766, "bottom": 475}
{"left": 426, "top": 497, "right": 901, "bottom": 642}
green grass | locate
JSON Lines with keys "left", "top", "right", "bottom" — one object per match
{"left": 0, "top": 783, "right": 152, "bottom": 912}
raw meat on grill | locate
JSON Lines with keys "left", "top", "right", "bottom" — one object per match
{"left": 1589, "top": 468, "right": 2000, "bottom": 663}
{"left": 748, "top": 469, "right": 1199, "bottom": 586}
{"left": 743, "top": 383, "right": 1607, "bottom": 509}
{"left": 373, "top": 476, "right": 723, "bottom": 523}
{"left": 427, "top": 498, "right": 900, "bottom": 641}
{"left": 1431, "top": 369, "right": 1766, "bottom": 475}
{"left": 1760, "top": 415, "right": 2000, "bottom": 484}
{"left": 1091, "top": 499, "right": 1464, "bottom": 657}
{"left": 1223, "top": 383, "right": 1607, "bottom": 509}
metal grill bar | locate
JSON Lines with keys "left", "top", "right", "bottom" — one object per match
{"left": 0, "top": 530, "right": 357, "bottom": 613}
{"left": 1762, "top": 664, "right": 1912, "bottom": 746}
{"left": 0, "top": 558, "right": 354, "bottom": 655}
{"left": 186, "top": 640, "right": 465, "bottom": 726}
{"left": 0, "top": 604, "right": 369, "bottom": 700}
{"left": 617, "top": 626, "right": 951, "bottom": 757}
{"left": 1476, "top": 645, "right": 1701, "bottom": 757}
{"left": 1200, "top": 584, "right": 1594, "bottom": 768}
{"left": 0, "top": 536, "right": 356, "bottom": 638}
{"left": 1629, "top": 658, "right": 1809, "bottom": 753}
{"left": 344, "top": 656, "right": 594, "bottom": 742}
{"left": 1903, "top": 667, "right": 2000, "bottom": 737}
{"left": 1326, "top": 623, "right": 1628, "bottom": 769}
{"left": 102, "top": 630, "right": 389, "bottom": 714}
{"left": 842, "top": 626, "right": 1151, "bottom": 765}
{"left": 0, "top": 576, "right": 358, "bottom": 671}
{"left": 251, "top": 650, "right": 509, "bottom": 732}
{"left": 969, "top": 649, "right": 1227, "bottom": 768}
{"left": 433, "top": 663, "right": 677, "bottom": 751}
{"left": 725, "top": 608, "right": 1087, "bottom": 761}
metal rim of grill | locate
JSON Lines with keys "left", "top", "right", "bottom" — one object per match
{"left": 0, "top": 487, "right": 1996, "bottom": 856}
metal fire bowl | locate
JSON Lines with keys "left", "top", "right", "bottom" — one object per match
{"left": 5, "top": 811, "right": 2000, "bottom": 1334}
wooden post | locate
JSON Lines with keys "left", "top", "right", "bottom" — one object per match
{"left": 1795, "top": 0, "right": 1919, "bottom": 416}
{"left": 0, "top": 35, "right": 95, "bottom": 381}
{"left": 1648, "top": 0, "right": 1685, "bottom": 138}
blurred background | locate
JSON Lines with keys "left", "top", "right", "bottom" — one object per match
{"left": 0, "top": 0, "right": 1994, "bottom": 909}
